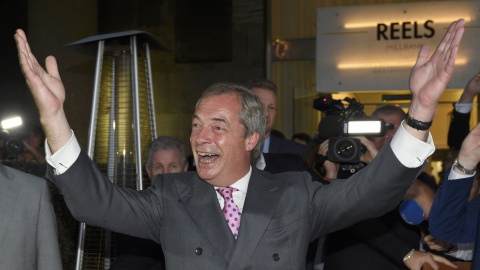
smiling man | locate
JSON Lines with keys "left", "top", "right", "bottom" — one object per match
{"left": 15, "top": 18, "right": 465, "bottom": 269}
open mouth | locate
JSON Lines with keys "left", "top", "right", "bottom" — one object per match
{"left": 197, "top": 152, "right": 220, "bottom": 163}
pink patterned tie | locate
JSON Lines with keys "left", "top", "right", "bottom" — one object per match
{"left": 216, "top": 186, "right": 242, "bottom": 239}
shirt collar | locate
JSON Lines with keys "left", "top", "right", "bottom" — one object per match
{"left": 255, "top": 152, "right": 266, "bottom": 170}
{"left": 215, "top": 165, "right": 252, "bottom": 195}
{"left": 262, "top": 135, "right": 270, "bottom": 153}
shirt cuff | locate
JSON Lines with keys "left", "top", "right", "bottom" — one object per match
{"left": 447, "top": 166, "right": 476, "bottom": 180}
{"left": 455, "top": 102, "right": 473, "bottom": 114}
{"left": 390, "top": 120, "right": 435, "bottom": 168}
{"left": 449, "top": 242, "right": 474, "bottom": 261}
{"left": 45, "top": 130, "right": 81, "bottom": 175}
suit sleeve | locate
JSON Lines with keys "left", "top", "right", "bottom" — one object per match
{"left": 429, "top": 167, "right": 480, "bottom": 243}
{"left": 46, "top": 150, "right": 163, "bottom": 242}
{"left": 448, "top": 109, "right": 470, "bottom": 151}
{"left": 309, "top": 144, "right": 426, "bottom": 239}
{"left": 37, "top": 179, "right": 63, "bottom": 270}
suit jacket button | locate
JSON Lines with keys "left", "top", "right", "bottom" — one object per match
{"left": 195, "top": 248, "right": 203, "bottom": 255}
{"left": 272, "top": 253, "right": 280, "bottom": 261}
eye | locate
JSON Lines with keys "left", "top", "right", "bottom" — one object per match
{"left": 269, "top": 106, "right": 276, "bottom": 111}
{"left": 171, "top": 164, "right": 177, "bottom": 169}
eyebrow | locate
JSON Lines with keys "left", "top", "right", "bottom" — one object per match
{"left": 192, "top": 114, "right": 228, "bottom": 125}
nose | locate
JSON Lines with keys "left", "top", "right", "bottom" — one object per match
{"left": 192, "top": 125, "right": 212, "bottom": 146}
{"left": 263, "top": 105, "right": 269, "bottom": 118}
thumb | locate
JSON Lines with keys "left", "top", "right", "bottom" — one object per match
{"left": 414, "top": 46, "right": 431, "bottom": 69}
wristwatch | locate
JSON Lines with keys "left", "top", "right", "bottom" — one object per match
{"left": 453, "top": 158, "right": 476, "bottom": 175}
{"left": 405, "top": 113, "right": 432, "bottom": 130}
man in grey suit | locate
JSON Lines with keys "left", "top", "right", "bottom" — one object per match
{"left": 0, "top": 164, "right": 62, "bottom": 269}
{"left": 14, "top": 18, "right": 464, "bottom": 269}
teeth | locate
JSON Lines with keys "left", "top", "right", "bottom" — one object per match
{"left": 198, "top": 152, "right": 217, "bottom": 157}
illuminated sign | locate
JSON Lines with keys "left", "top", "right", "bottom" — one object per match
{"left": 316, "top": 1, "right": 480, "bottom": 92}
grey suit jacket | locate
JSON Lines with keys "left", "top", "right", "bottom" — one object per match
{"left": 0, "top": 164, "right": 62, "bottom": 270}
{"left": 48, "top": 144, "right": 423, "bottom": 270}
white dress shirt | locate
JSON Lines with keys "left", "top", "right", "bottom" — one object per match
{"left": 45, "top": 119, "right": 435, "bottom": 210}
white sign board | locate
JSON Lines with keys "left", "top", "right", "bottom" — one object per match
{"left": 316, "top": 1, "right": 480, "bottom": 92}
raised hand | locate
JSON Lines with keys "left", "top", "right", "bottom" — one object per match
{"left": 14, "top": 29, "right": 71, "bottom": 153}
{"left": 459, "top": 72, "right": 480, "bottom": 104}
{"left": 408, "top": 19, "right": 465, "bottom": 123}
{"left": 457, "top": 122, "right": 480, "bottom": 173}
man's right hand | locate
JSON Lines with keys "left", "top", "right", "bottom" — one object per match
{"left": 15, "top": 29, "right": 72, "bottom": 153}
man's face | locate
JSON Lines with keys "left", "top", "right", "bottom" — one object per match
{"left": 373, "top": 112, "right": 404, "bottom": 150}
{"left": 146, "top": 148, "right": 188, "bottom": 179}
{"left": 251, "top": 88, "right": 276, "bottom": 137}
{"left": 190, "top": 93, "right": 259, "bottom": 187}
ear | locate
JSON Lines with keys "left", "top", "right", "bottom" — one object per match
{"left": 245, "top": 132, "right": 260, "bottom": 152}
{"left": 183, "top": 163, "right": 189, "bottom": 172}
{"left": 145, "top": 165, "right": 153, "bottom": 180}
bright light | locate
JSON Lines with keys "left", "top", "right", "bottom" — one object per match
{"left": 337, "top": 58, "right": 467, "bottom": 69}
{"left": 346, "top": 120, "right": 382, "bottom": 134}
{"left": 344, "top": 17, "right": 471, "bottom": 29}
{"left": 1, "top": 117, "right": 23, "bottom": 129}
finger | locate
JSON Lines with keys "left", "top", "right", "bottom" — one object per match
{"left": 438, "top": 19, "right": 463, "bottom": 53}
{"left": 444, "top": 21, "right": 465, "bottom": 69}
{"left": 433, "top": 254, "right": 457, "bottom": 268}
{"left": 423, "top": 259, "right": 440, "bottom": 270}
{"left": 445, "top": 45, "right": 459, "bottom": 75}
{"left": 439, "top": 19, "right": 460, "bottom": 53}
{"left": 413, "top": 45, "right": 431, "bottom": 69}
{"left": 16, "top": 29, "right": 34, "bottom": 60}
{"left": 45, "top": 56, "right": 60, "bottom": 79}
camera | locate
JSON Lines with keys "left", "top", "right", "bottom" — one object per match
{"left": 0, "top": 129, "right": 26, "bottom": 159}
{"left": 314, "top": 95, "right": 388, "bottom": 173}
{"left": 5, "top": 137, "right": 23, "bottom": 155}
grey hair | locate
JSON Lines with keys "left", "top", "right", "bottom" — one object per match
{"left": 146, "top": 136, "right": 187, "bottom": 170}
{"left": 195, "top": 82, "right": 266, "bottom": 163}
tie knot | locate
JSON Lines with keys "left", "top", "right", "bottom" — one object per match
{"left": 216, "top": 186, "right": 237, "bottom": 200}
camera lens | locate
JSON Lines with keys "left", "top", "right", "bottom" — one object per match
{"left": 337, "top": 142, "right": 355, "bottom": 158}
{"left": 328, "top": 137, "right": 362, "bottom": 163}
{"left": 5, "top": 139, "right": 22, "bottom": 154}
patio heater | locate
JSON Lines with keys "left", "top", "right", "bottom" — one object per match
{"left": 66, "top": 30, "right": 169, "bottom": 270}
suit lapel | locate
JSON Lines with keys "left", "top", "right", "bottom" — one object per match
{"left": 176, "top": 174, "right": 236, "bottom": 263}
{"left": 229, "top": 169, "right": 286, "bottom": 269}
{"left": 0, "top": 166, "right": 19, "bottom": 248}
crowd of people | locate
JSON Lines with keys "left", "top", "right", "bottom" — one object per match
{"left": 4, "top": 17, "right": 480, "bottom": 270}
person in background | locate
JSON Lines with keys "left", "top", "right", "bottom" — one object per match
{"left": 292, "top": 133, "right": 311, "bottom": 146}
{"left": 321, "top": 105, "right": 446, "bottom": 270}
{"left": 0, "top": 163, "right": 62, "bottom": 269}
{"left": 246, "top": 78, "right": 305, "bottom": 156}
{"left": 20, "top": 124, "right": 45, "bottom": 161}
{"left": 111, "top": 136, "right": 188, "bottom": 270}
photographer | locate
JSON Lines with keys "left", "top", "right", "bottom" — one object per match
{"left": 19, "top": 125, "right": 45, "bottom": 162}
{"left": 319, "top": 105, "right": 453, "bottom": 270}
